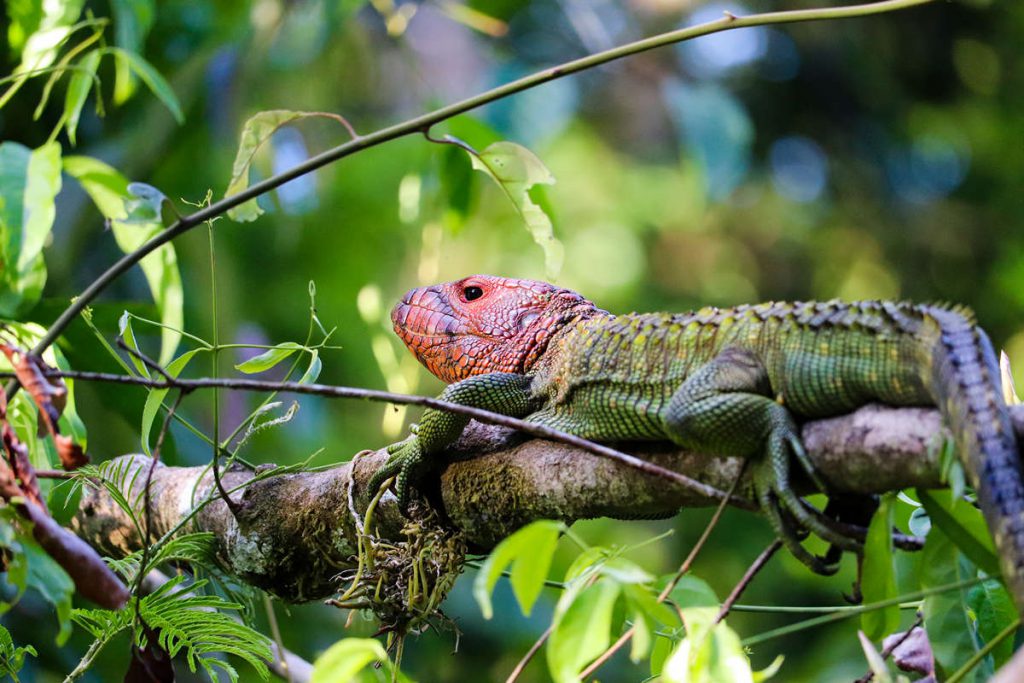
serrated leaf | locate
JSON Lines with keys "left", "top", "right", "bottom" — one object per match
{"left": 311, "top": 638, "right": 389, "bottom": 683}
{"left": 862, "top": 493, "right": 900, "bottom": 640}
{"left": 106, "top": 47, "right": 183, "bottom": 122}
{"left": 235, "top": 342, "right": 303, "bottom": 374}
{"left": 917, "top": 488, "right": 999, "bottom": 577}
{"left": 0, "top": 622, "right": 37, "bottom": 677}
{"left": 473, "top": 519, "right": 561, "bottom": 619}
{"left": 0, "top": 141, "right": 62, "bottom": 316}
{"left": 547, "top": 578, "right": 620, "bottom": 683}
{"left": 468, "top": 141, "right": 563, "bottom": 277}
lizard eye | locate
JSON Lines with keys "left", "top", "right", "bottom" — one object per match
{"left": 463, "top": 285, "right": 484, "bottom": 301}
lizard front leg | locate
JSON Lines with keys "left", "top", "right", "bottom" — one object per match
{"left": 368, "top": 372, "right": 536, "bottom": 512}
{"left": 660, "top": 346, "right": 860, "bottom": 575}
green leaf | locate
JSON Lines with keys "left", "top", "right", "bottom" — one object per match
{"left": 110, "top": 0, "right": 156, "bottom": 103}
{"left": 547, "top": 578, "right": 621, "bottom": 683}
{"left": 48, "top": 478, "right": 83, "bottom": 526}
{"left": 861, "top": 493, "right": 900, "bottom": 640}
{"left": 14, "top": 0, "right": 84, "bottom": 73}
{"left": 662, "top": 615, "right": 767, "bottom": 683}
{"left": 0, "top": 141, "right": 62, "bottom": 316}
{"left": 141, "top": 348, "right": 202, "bottom": 454}
{"left": 118, "top": 311, "right": 149, "bottom": 378}
{"left": 299, "top": 349, "right": 322, "bottom": 384}
{"left": 917, "top": 488, "right": 1000, "bottom": 577}
{"left": 105, "top": 46, "right": 183, "bottom": 122}
{"left": 967, "top": 579, "right": 1017, "bottom": 669}
{"left": 857, "top": 630, "right": 892, "bottom": 683}
{"left": 311, "top": 638, "right": 390, "bottom": 683}
{"left": 23, "top": 537, "right": 75, "bottom": 645}
{"left": 920, "top": 526, "right": 987, "bottom": 680}
{"left": 467, "top": 141, "right": 563, "bottom": 277}
{"left": 667, "top": 575, "right": 719, "bottom": 611}
{"left": 122, "top": 181, "right": 169, "bottom": 224}
{"left": 235, "top": 342, "right": 303, "bottom": 374}
{"left": 224, "top": 110, "right": 313, "bottom": 222}
{"left": 0, "top": 622, "right": 37, "bottom": 678}
{"left": 64, "top": 157, "right": 183, "bottom": 365}
{"left": 473, "top": 519, "right": 562, "bottom": 619}
{"left": 63, "top": 49, "right": 100, "bottom": 145}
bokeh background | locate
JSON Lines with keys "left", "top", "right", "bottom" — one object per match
{"left": 3, "top": 0, "right": 1022, "bottom": 680}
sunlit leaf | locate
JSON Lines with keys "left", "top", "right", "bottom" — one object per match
{"left": 118, "top": 311, "right": 149, "bottom": 378}
{"left": 1000, "top": 351, "right": 1020, "bottom": 405}
{"left": 547, "top": 578, "right": 620, "bottom": 683}
{"left": 861, "top": 493, "right": 899, "bottom": 640}
{"left": 917, "top": 488, "right": 999, "bottom": 577}
{"left": 224, "top": 110, "right": 349, "bottom": 222}
{"left": 0, "top": 141, "right": 62, "bottom": 317}
{"left": 14, "top": 0, "right": 85, "bottom": 74}
{"left": 234, "top": 342, "right": 303, "bottom": 374}
{"left": 468, "top": 141, "right": 563, "bottom": 277}
{"left": 310, "top": 638, "right": 389, "bottom": 683}
{"left": 473, "top": 519, "right": 562, "bottom": 619}
{"left": 858, "top": 630, "right": 892, "bottom": 683}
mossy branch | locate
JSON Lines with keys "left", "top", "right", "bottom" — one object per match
{"left": 69, "top": 403, "right": 990, "bottom": 603}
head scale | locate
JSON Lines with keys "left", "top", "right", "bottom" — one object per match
{"left": 391, "top": 275, "right": 601, "bottom": 383}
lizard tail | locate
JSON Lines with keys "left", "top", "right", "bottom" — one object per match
{"left": 924, "top": 306, "right": 1024, "bottom": 613}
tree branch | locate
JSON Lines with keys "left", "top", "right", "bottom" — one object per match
{"left": 10, "top": 0, "right": 936, "bottom": 379}
{"left": 69, "top": 403, "right": 984, "bottom": 603}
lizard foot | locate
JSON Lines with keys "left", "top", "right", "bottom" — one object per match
{"left": 754, "top": 424, "right": 862, "bottom": 575}
{"left": 367, "top": 436, "right": 427, "bottom": 514}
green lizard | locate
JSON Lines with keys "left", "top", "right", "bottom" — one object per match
{"left": 368, "top": 274, "right": 1024, "bottom": 611}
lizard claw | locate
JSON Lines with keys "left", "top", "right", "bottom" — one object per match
{"left": 754, "top": 423, "right": 862, "bottom": 575}
{"left": 368, "top": 437, "right": 427, "bottom": 514}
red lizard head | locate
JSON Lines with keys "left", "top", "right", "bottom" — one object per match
{"left": 391, "top": 275, "right": 602, "bottom": 383}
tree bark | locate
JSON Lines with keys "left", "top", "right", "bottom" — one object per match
{"left": 69, "top": 404, "right": 1008, "bottom": 603}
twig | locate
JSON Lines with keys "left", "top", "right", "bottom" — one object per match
{"left": 505, "top": 623, "right": 554, "bottom": 683}
{"left": 0, "top": 368, "right": 750, "bottom": 508}
{"left": 579, "top": 469, "right": 744, "bottom": 680}
{"left": 714, "top": 540, "right": 783, "bottom": 624}
{"left": 8, "top": 0, "right": 936, "bottom": 398}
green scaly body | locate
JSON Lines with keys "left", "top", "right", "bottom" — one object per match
{"left": 371, "top": 276, "right": 1024, "bottom": 615}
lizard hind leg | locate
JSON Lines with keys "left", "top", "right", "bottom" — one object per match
{"left": 661, "top": 346, "right": 860, "bottom": 574}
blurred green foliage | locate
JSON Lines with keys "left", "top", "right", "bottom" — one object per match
{"left": 2, "top": 0, "right": 1024, "bottom": 680}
